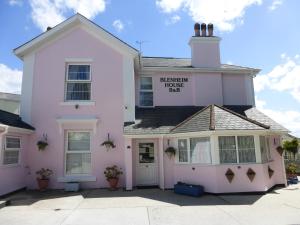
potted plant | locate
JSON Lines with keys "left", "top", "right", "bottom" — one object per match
{"left": 104, "top": 165, "right": 123, "bottom": 190}
{"left": 286, "top": 163, "right": 298, "bottom": 179}
{"left": 165, "top": 146, "right": 176, "bottom": 158}
{"left": 37, "top": 134, "right": 48, "bottom": 151}
{"left": 36, "top": 168, "right": 53, "bottom": 191}
{"left": 101, "top": 133, "right": 116, "bottom": 150}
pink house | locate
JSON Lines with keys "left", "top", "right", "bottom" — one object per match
{"left": 0, "top": 14, "right": 288, "bottom": 196}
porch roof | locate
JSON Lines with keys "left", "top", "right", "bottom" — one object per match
{"left": 123, "top": 105, "right": 288, "bottom": 135}
{"left": 0, "top": 109, "right": 34, "bottom": 130}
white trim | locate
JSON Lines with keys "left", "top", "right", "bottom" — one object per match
{"left": 139, "top": 76, "right": 154, "bottom": 107}
{"left": 60, "top": 101, "right": 95, "bottom": 106}
{"left": 158, "top": 138, "right": 164, "bottom": 189}
{"left": 56, "top": 116, "right": 98, "bottom": 134}
{"left": 140, "top": 66, "right": 260, "bottom": 75}
{"left": 14, "top": 14, "right": 138, "bottom": 58}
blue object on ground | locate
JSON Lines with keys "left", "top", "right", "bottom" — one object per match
{"left": 287, "top": 177, "right": 299, "bottom": 185}
{"left": 174, "top": 182, "right": 204, "bottom": 197}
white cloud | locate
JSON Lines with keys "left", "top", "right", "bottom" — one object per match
{"left": 255, "top": 97, "right": 300, "bottom": 137}
{"left": 8, "top": 0, "right": 23, "bottom": 6}
{"left": 0, "top": 64, "right": 22, "bottom": 94}
{"left": 156, "top": 0, "right": 262, "bottom": 31}
{"left": 269, "top": 0, "right": 283, "bottom": 11}
{"left": 165, "top": 15, "right": 181, "bottom": 25}
{"left": 254, "top": 55, "right": 300, "bottom": 103}
{"left": 112, "top": 19, "right": 124, "bottom": 32}
{"left": 29, "top": 0, "right": 106, "bottom": 31}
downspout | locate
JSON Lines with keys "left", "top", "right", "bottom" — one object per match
{"left": 0, "top": 125, "right": 9, "bottom": 163}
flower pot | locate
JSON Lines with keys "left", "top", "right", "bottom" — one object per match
{"left": 37, "top": 178, "right": 49, "bottom": 191}
{"left": 108, "top": 178, "right": 119, "bottom": 190}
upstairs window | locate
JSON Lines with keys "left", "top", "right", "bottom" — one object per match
{"left": 65, "top": 65, "right": 91, "bottom": 101}
{"left": 139, "top": 77, "right": 153, "bottom": 107}
{"left": 3, "top": 136, "right": 21, "bottom": 165}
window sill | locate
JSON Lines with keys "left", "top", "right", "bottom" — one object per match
{"left": 60, "top": 101, "right": 95, "bottom": 106}
{"left": 57, "top": 175, "right": 96, "bottom": 183}
{"left": 0, "top": 164, "right": 21, "bottom": 169}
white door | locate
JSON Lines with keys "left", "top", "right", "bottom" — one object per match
{"left": 136, "top": 141, "right": 159, "bottom": 186}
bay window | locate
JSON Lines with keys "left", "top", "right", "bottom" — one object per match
{"left": 65, "top": 65, "right": 91, "bottom": 101}
{"left": 219, "top": 136, "right": 256, "bottom": 164}
{"left": 66, "top": 131, "right": 91, "bottom": 175}
{"left": 260, "top": 136, "right": 271, "bottom": 163}
{"left": 177, "top": 137, "right": 211, "bottom": 164}
{"left": 3, "top": 136, "right": 21, "bottom": 165}
{"left": 139, "top": 77, "right": 153, "bottom": 107}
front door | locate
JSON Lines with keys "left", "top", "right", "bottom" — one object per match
{"left": 136, "top": 141, "right": 158, "bottom": 186}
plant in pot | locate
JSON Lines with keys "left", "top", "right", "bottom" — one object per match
{"left": 37, "top": 134, "right": 48, "bottom": 151}
{"left": 286, "top": 163, "right": 298, "bottom": 179}
{"left": 165, "top": 146, "right": 176, "bottom": 159}
{"left": 104, "top": 165, "right": 122, "bottom": 190}
{"left": 101, "top": 133, "right": 116, "bottom": 150}
{"left": 36, "top": 168, "right": 53, "bottom": 191}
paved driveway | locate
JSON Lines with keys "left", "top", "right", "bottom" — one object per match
{"left": 0, "top": 183, "right": 300, "bottom": 225}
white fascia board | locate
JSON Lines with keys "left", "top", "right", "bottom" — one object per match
{"left": 0, "top": 124, "right": 34, "bottom": 134}
{"left": 14, "top": 14, "right": 138, "bottom": 59}
{"left": 140, "top": 67, "right": 260, "bottom": 75}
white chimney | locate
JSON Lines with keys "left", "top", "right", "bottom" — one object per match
{"left": 189, "top": 23, "right": 221, "bottom": 68}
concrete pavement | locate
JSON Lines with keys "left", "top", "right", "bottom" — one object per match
{"left": 0, "top": 182, "right": 300, "bottom": 225}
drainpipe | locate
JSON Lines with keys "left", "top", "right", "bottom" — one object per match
{"left": 0, "top": 125, "right": 9, "bottom": 164}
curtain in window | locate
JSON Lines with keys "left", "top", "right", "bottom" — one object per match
{"left": 3, "top": 151, "right": 19, "bottom": 165}
{"left": 219, "top": 136, "right": 237, "bottom": 163}
{"left": 6, "top": 137, "right": 20, "bottom": 149}
{"left": 178, "top": 139, "right": 188, "bottom": 162}
{"left": 260, "top": 136, "right": 268, "bottom": 163}
{"left": 68, "top": 132, "right": 90, "bottom": 151}
{"left": 190, "top": 137, "right": 211, "bottom": 163}
{"left": 237, "top": 136, "right": 256, "bottom": 163}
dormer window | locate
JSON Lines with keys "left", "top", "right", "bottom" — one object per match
{"left": 65, "top": 64, "right": 91, "bottom": 101}
{"left": 139, "top": 77, "right": 153, "bottom": 107}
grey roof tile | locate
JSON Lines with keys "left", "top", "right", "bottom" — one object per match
{"left": 0, "top": 109, "right": 34, "bottom": 130}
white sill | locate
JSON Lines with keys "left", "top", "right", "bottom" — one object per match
{"left": 0, "top": 164, "right": 21, "bottom": 169}
{"left": 60, "top": 101, "right": 95, "bottom": 106}
{"left": 57, "top": 175, "right": 97, "bottom": 182}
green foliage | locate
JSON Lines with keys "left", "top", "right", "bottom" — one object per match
{"left": 283, "top": 138, "right": 299, "bottom": 159}
{"left": 286, "top": 163, "right": 297, "bottom": 175}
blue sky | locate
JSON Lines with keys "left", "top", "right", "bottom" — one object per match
{"left": 0, "top": 0, "right": 300, "bottom": 136}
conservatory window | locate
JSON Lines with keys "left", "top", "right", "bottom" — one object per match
{"left": 190, "top": 137, "right": 211, "bottom": 164}
{"left": 260, "top": 136, "right": 271, "bottom": 163}
{"left": 237, "top": 136, "right": 256, "bottom": 163}
{"left": 178, "top": 139, "right": 188, "bottom": 163}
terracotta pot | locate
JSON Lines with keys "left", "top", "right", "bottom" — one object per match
{"left": 37, "top": 178, "right": 49, "bottom": 191}
{"left": 108, "top": 178, "right": 119, "bottom": 190}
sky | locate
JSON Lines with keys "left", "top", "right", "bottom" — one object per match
{"left": 0, "top": 0, "right": 300, "bottom": 136}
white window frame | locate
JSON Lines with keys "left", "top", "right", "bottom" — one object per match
{"left": 2, "top": 136, "right": 21, "bottom": 166}
{"left": 219, "top": 135, "right": 256, "bottom": 164}
{"left": 139, "top": 76, "right": 153, "bottom": 107}
{"left": 176, "top": 137, "right": 212, "bottom": 164}
{"left": 65, "top": 64, "right": 92, "bottom": 102}
{"left": 65, "top": 130, "right": 91, "bottom": 175}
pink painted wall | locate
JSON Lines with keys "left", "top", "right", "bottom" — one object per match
{"left": 163, "top": 135, "right": 286, "bottom": 193}
{"left": 190, "top": 41, "right": 220, "bottom": 68}
{"left": 26, "top": 27, "right": 126, "bottom": 189}
{"left": 0, "top": 133, "right": 28, "bottom": 196}
{"left": 222, "top": 74, "right": 248, "bottom": 105}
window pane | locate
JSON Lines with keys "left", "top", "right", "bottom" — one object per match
{"left": 6, "top": 137, "right": 20, "bottom": 149}
{"left": 140, "top": 92, "right": 153, "bottom": 106}
{"left": 190, "top": 137, "right": 211, "bottom": 164}
{"left": 66, "top": 153, "right": 91, "bottom": 174}
{"left": 68, "top": 132, "right": 90, "bottom": 151}
{"left": 3, "top": 150, "right": 19, "bottom": 165}
{"left": 178, "top": 139, "right": 188, "bottom": 162}
{"left": 66, "top": 83, "right": 91, "bottom": 100}
{"left": 140, "top": 77, "right": 152, "bottom": 90}
{"left": 138, "top": 143, "right": 154, "bottom": 163}
{"left": 68, "top": 65, "right": 90, "bottom": 80}
{"left": 266, "top": 137, "right": 271, "bottom": 160}
{"left": 219, "top": 136, "right": 237, "bottom": 163}
{"left": 260, "top": 136, "right": 268, "bottom": 163}
{"left": 237, "top": 136, "right": 256, "bottom": 163}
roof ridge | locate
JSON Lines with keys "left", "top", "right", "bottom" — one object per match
{"left": 216, "top": 105, "right": 270, "bottom": 129}
{"left": 170, "top": 105, "right": 211, "bottom": 132}
{"left": 209, "top": 105, "right": 215, "bottom": 130}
